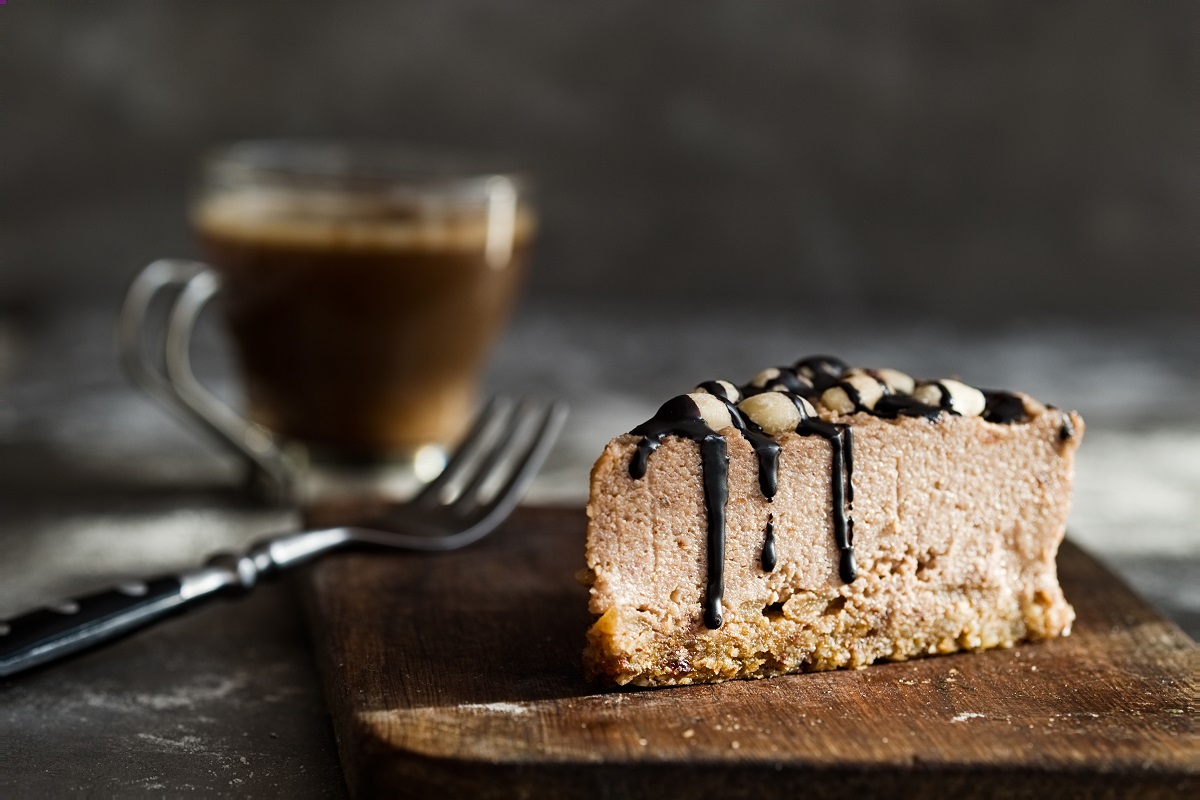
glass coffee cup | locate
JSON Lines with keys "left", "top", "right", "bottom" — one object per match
{"left": 121, "top": 141, "right": 533, "bottom": 503}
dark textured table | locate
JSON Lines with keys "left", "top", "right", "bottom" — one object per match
{"left": 2, "top": 303, "right": 1196, "bottom": 798}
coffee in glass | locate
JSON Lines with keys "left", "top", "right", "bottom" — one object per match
{"left": 192, "top": 144, "right": 533, "bottom": 455}
{"left": 122, "top": 141, "right": 533, "bottom": 501}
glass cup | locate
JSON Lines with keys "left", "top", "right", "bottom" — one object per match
{"left": 120, "top": 141, "right": 534, "bottom": 504}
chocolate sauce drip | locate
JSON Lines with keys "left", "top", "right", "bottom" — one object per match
{"left": 834, "top": 371, "right": 901, "bottom": 413}
{"left": 873, "top": 394, "right": 943, "bottom": 421}
{"left": 767, "top": 368, "right": 812, "bottom": 395}
{"left": 700, "top": 435, "right": 729, "bottom": 629}
{"left": 844, "top": 427, "right": 855, "bottom": 507}
{"left": 981, "top": 389, "right": 1028, "bottom": 424}
{"left": 930, "top": 382, "right": 953, "bottom": 410}
{"left": 789, "top": 417, "right": 858, "bottom": 584}
{"left": 628, "top": 396, "right": 712, "bottom": 479}
{"left": 761, "top": 512, "right": 777, "bottom": 571}
{"left": 841, "top": 428, "right": 857, "bottom": 582}
{"left": 779, "top": 392, "right": 858, "bottom": 584}
{"left": 838, "top": 379, "right": 865, "bottom": 410}
{"left": 696, "top": 380, "right": 735, "bottom": 401}
{"left": 863, "top": 368, "right": 892, "bottom": 387}
{"left": 748, "top": 431, "right": 781, "bottom": 500}
{"left": 629, "top": 395, "right": 730, "bottom": 629}
{"left": 795, "top": 355, "right": 847, "bottom": 391}
{"left": 1058, "top": 411, "right": 1075, "bottom": 442}
{"left": 739, "top": 369, "right": 816, "bottom": 400}
{"left": 795, "top": 416, "right": 840, "bottom": 440}
{"left": 629, "top": 437, "right": 660, "bottom": 480}
{"left": 708, "top": 394, "right": 781, "bottom": 501}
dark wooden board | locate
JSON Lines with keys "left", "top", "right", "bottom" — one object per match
{"left": 300, "top": 506, "right": 1197, "bottom": 799}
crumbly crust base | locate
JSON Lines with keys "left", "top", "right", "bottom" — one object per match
{"left": 584, "top": 568, "right": 1073, "bottom": 687}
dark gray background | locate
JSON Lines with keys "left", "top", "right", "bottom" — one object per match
{"left": 2, "top": 0, "right": 1196, "bottom": 322}
{"left": 1, "top": 6, "right": 1197, "bottom": 797}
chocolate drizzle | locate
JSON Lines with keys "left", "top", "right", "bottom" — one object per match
{"left": 745, "top": 367, "right": 813, "bottom": 396}
{"left": 929, "top": 381, "right": 954, "bottom": 410}
{"left": 629, "top": 395, "right": 730, "bottom": 629}
{"left": 699, "top": 435, "right": 728, "bottom": 629}
{"left": 837, "top": 379, "right": 866, "bottom": 410}
{"left": 832, "top": 372, "right": 954, "bottom": 421}
{"left": 794, "top": 355, "right": 847, "bottom": 391}
{"left": 873, "top": 394, "right": 943, "bottom": 421}
{"left": 840, "top": 428, "right": 857, "bottom": 583}
{"left": 628, "top": 396, "right": 727, "bottom": 483}
{"left": 774, "top": 392, "right": 858, "bottom": 582}
{"left": 706, "top": 393, "right": 781, "bottom": 501}
{"left": 1059, "top": 412, "right": 1075, "bottom": 442}
{"left": 788, "top": 416, "right": 857, "bottom": 584}
{"left": 747, "top": 429, "right": 781, "bottom": 500}
{"left": 696, "top": 380, "right": 735, "bottom": 401}
{"left": 761, "top": 513, "right": 777, "bottom": 572}
{"left": 628, "top": 357, "right": 1028, "bottom": 630}
{"left": 981, "top": 389, "right": 1029, "bottom": 424}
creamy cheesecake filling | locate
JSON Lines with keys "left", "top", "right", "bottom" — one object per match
{"left": 627, "top": 356, "right": 1032, "bottom": 631}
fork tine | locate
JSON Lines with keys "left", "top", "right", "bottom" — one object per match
{"left": 413, "top": 396, "right": 513, "bottom": 507}
{"left": 448, "top": 398, "right": 541, "bottom": 515}
{"left": 476, "top": 399, "right": 567, "bottom": 515}
{"left": 451, "top": 399, "right": 567, "bottom": 518}
{"left": 351, "top": 399, "right": 565, "bottom": 553}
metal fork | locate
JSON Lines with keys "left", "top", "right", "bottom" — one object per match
{"left": 0, "top": 397, "right": 566, "bottom": 679}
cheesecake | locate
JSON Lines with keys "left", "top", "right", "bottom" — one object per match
{"left": 583, "top": 357, "right": 1081, "bottom": 687}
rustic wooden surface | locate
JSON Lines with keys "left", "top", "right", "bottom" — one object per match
{"left": 300, "top": 506, "right": 1197, "bottom": 799}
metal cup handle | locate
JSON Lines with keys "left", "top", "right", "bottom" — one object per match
{"left": 118, "top": 260, "right": 293, "bottom": 503}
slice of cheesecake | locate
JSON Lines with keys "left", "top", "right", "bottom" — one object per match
{"left": 583, "top": 357, "right": 1082, "bottom": 687}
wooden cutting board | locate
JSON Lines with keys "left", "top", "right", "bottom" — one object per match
{"left": 299, "top": 506, "right": 1196, "bottom": 799}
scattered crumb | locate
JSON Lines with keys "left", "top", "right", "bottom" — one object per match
{"left": 638, "top": 738, "right": 648, "bottom": 746}
{"left": 134, "top": 733, "right": 205, "bottom": 754}
{"left": 731, "top": 741, "right": 740, "bottom": 750}
{"left": 951, "top": 712, "right": 985, "bottom": 723}
{"left": 682, "top": 729, "right": 694, "bottom": 738}
{"left": 459, "top": 702, "right": 530, "bottom": 715}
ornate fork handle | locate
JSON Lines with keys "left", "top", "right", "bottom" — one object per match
{"left": 0, "top": 529, "right": 352, "bottom": 679}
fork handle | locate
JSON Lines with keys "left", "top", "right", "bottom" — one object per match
{"left": 0, "top": 529, "right": 352, "bottom": 678}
